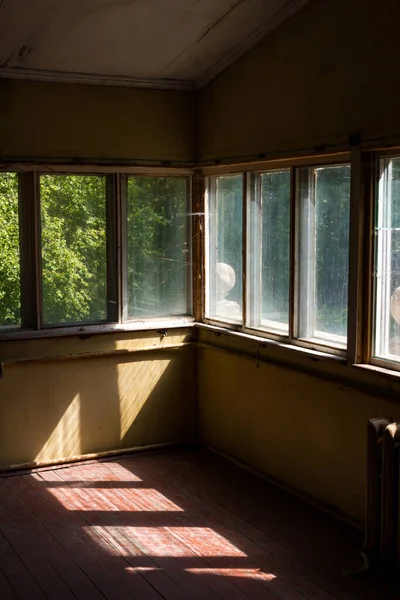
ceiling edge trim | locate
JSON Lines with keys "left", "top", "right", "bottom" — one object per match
{"left": 0, "top": 67, "right": 196, "bottom": 91}
{"left": 0, "top": 0, "right": 309, "bottom": 92}
{"left": 196, "top": 0, "right": 310, "bottom": 88}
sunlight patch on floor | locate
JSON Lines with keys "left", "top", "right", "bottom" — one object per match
{"left": 47, "top": 484, "right": 183, "bottom": 511}
{"left": 185, "top": 568, "right": 277, "bottom": 580}
{"left": 169, "top": 526, "right": 247, "bottom": 556}
{"left": 82, "top": 525, "right": 247, "bottom": 557}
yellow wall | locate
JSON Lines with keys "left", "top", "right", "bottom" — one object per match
{"left": 0, "top": 80, "right": 195, "bottom": 162}
{"left": 0, "top": 330, "right": 196, "bottom": 469}
{"left": 195, "top": 0, "right": 400, "bottom": 523}
{"left": 2, "top": 0, "right": 400, "bottom": 524}
{"left": 197, "top": 330, "right": 400, "bottom": 523}
{"left": 197, "top": 0, "right": 400, "bottom": 161}
{"left": 0, "top": 78, "right": 196, "bottom": 469}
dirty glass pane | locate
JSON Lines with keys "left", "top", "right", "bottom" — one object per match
{"left": 40, "top": 175, "right": 107, "bottom": 325}
{"left": 125, "top": 176, "right": 190, "bottom": 319}
{"left": 248, "top": 170, "right": 290, "bottom": 333}
{"left": 0, "top": 172, "right": 21, "bottom": 328}
{"left": 206, "top": 175, "right": 243, "bottom": 323}
{"left": 298, "top": 164, "right": 350, "bottom": 347}
{"left": 374, "top": 157, "right": 400, "bottom": 362}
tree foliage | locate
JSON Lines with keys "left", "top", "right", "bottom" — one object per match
{"left": 126, "top": 176, "right": 189, "bottom": 318}
{"left": 0, "top": 173, "right": 189, "bottom": 327}
{"left": 0, "top": 173, "right": 20, "bottom": 326}
{"left": 40, "top": 175, "right": 107, "bottom": 324}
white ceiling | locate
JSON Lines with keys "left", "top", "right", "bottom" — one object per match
{"left": 0, "top": 0, "right": 309, "bottom": 90}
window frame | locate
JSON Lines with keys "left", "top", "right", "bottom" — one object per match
{"left": 245, "top": 168, "right": 291, "bottom": 336}
{"left": 369, "top": 150, "right": 400, "bottom": 373}
{"left": 6, "top": 149, "right": 400, "bottom": 378}
{"left": 204, "top": 173, "right": 245, "bottom": 325}
{"left": 295, "top": 162, "right": 351, "bottom": 350}
{"left": 203, "top": 153, "right": 352, "bottom": 357}
{"left": 0, "top": 164, "right": 195, "bottom": 340}
{"left": 121, "top": 172, "right": 193, "bottom": 323}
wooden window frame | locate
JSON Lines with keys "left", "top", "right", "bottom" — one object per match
{"left": 121, "top": 172, "right": 193, "bottom": 323}
{"left": 367, "top": 150, "right": 400, "bottom": 373}
{"left": 202, "top": 153, "right": 352, "bottom": 357}
{"left": 0, "top": 164, "right": 195, "bottom": 340}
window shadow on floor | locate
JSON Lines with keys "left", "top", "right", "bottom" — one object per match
{"left": 0, "top": 448, "right": 397, "bottom": 600}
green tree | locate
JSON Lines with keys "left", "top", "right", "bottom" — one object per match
{"left": 126, "top": 176, "right": 189, "bottom": 318}
{"left": 0, "top": 173, "right": 20, "bottom": 326}
{"left": 40, "top": 175, "right": 107, "bottom": 324}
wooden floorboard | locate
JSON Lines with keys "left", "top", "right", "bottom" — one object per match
{"left": 0, "top": 447, "right": 396, "bottom": 600}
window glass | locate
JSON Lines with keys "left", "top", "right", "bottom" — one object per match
{"left": 297, "top": 164, "right": 350, "bottom": 347}
{"left": 248, "top": 170, "right": 290, "bottom": 333}
{"left": 374, "top": 157, "right": 400, "bottom": 361}
{"left": 40, "top": 175, "right": 107, "bottom": 325}
{"left": 206, "top": 175, "right": 243, "bottom": 323}
{"left": 0, "top": 173, "right": 21, "bottom": 328}
{"left": 125, "top": 176, "right": 190, "bottom": 319}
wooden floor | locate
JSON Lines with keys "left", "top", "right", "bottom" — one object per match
{"left": 0, "top": 446, "right": 396, "bottom": 600}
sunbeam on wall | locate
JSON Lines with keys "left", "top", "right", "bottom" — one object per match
{"left": 35, "top": 392, "right": 81, "bottom": 463}
{"left": 118, "top": 359, "right": 171, "bottom": 441}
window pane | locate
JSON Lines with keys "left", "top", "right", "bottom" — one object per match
{"left": 374, "top": 157, "right": 400, "bottom": 361}
{"left": 40, "top": 175, "right": 107, "bottom": 325}
{"left": 0, "top": 173, "right": 21, "bottom": 328}
{"left": 248, "top": 170, "right": 290, "bottom": 333}
{"left": 298, "top": 164, "right": 350, "bottom": 347}
{"left": 206, "top": 175, "right": 243, "bottom": 323}
{"left": 125, "top": 176, "right": 190, "bottom": 319}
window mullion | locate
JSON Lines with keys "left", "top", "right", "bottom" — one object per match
{"left": 347, "top": 148, "right": 367, "bottom": 364}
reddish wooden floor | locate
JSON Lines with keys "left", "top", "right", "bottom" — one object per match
{"left": 0, "top": 446, "right": 396, "bottom": 600}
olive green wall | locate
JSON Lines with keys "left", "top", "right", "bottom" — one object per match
{"left": 0, "top": 80, "right": 195, "bottom": 162}
{"left": 197, "top": 0, "right": 400, "bottom": 162}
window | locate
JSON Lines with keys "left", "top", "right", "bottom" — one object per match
{"left": 0, "top": 168, "right": 192, "bottom": 335}
{"left": 40, "top": 175, "right": 108, "bottom": 326}
{"left": 374, "top": 156, "right": 400, "bottom": 363}
{"left": 124, "top": 176, "right": 191, "bottom": 320}
{"left": 0, "top": 172, "right": 20, "bottom": 328}
{"left": 297, "top": 164, "right": 350, "bottom": 348}
{"left": 205, "top": 160, "right": 351, "bottom": 352}
{"left": 206, "top": 174, "right": 243, "bottom": 323}
{"left": 247, "top": 169, "right": 290, "bottom": 334}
